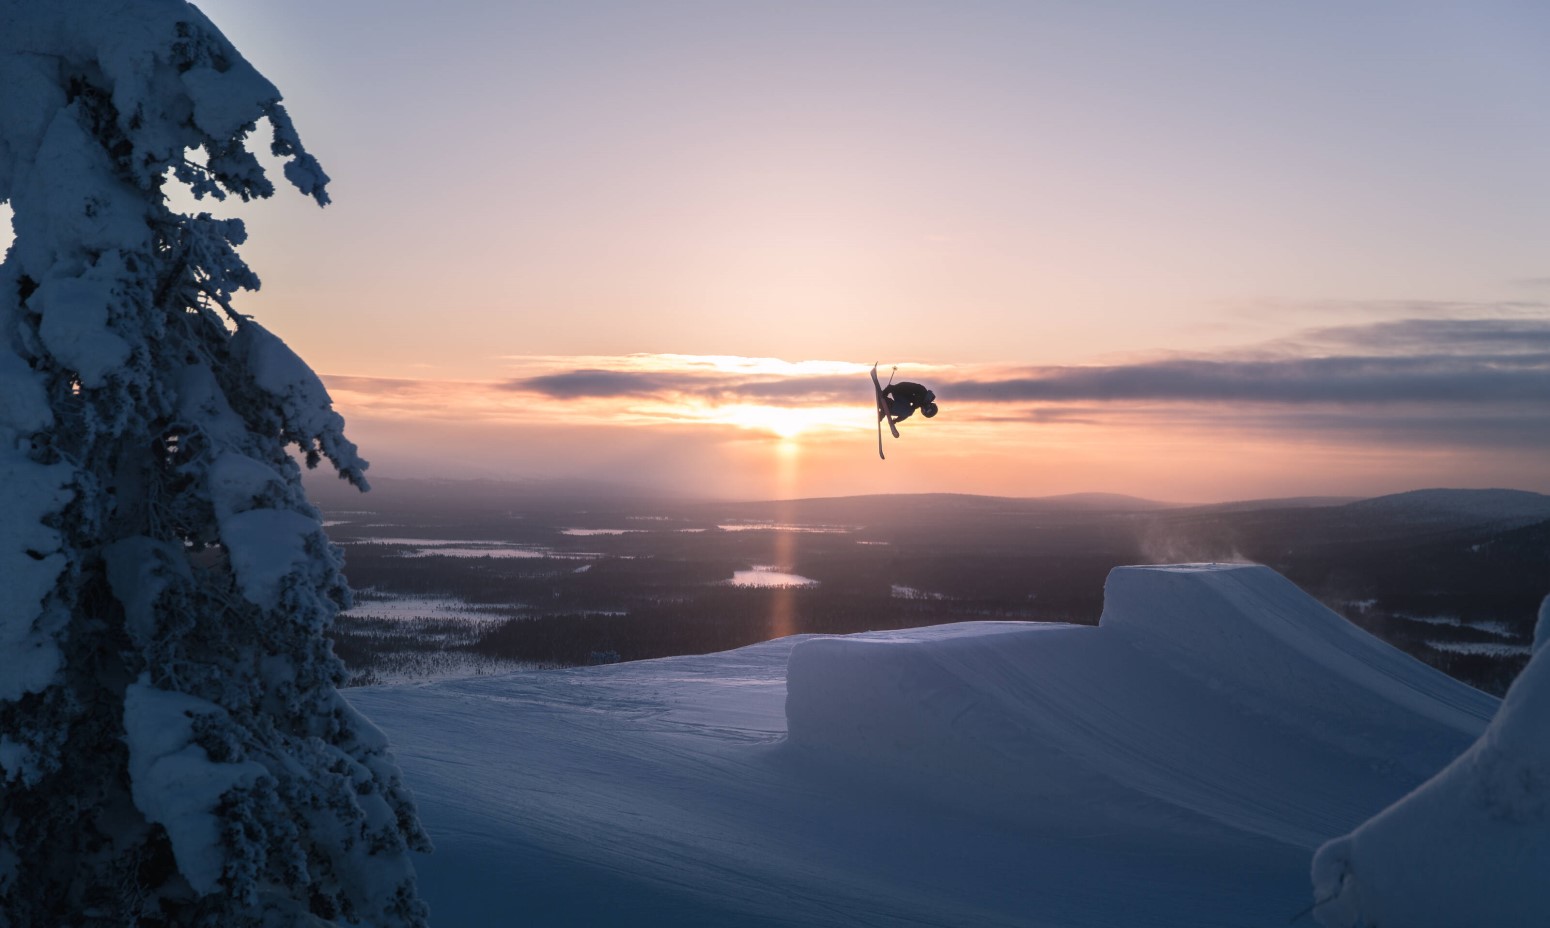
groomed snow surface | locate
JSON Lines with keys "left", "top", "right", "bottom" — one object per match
{"left": 347, "top": 565, "right": 1523, "bottom": 927}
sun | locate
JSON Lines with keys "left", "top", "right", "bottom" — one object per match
{"left": 712, "top": 403, "right": 860, "bottom": 440}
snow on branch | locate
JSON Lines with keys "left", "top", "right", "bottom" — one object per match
{"left": 0, "top": 3, "right": 420, "bottom": 925}
{"left": 232, "top": 320, "right": 370, "bottom": 487}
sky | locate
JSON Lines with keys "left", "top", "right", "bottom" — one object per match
{"left": 8, "top": 0, "right": 1550, "bottom": 501}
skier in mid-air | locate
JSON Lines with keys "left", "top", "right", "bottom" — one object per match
{"left": 870, "top": 363, "right": 937, "bottom": 459}
{"left": 881, "top": 381, "right": 938, "bottom": 423}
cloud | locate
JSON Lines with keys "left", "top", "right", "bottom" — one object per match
{"left": 493, "top": 320, "right": 1550, "bottom": 413}
{"left": 931, "top": 316, "right": 1550, "bottom": 409}
{"left": 941, "top": 354, "right": 1550, "bottom": 406}
{"left": 321, "top": 364, "right": 869, "bottom": 441}
{"left": 1236, "top": 297, "right": 1550, "bottom": 324}
{"left": 971, "top": 406, "right": 1109, "bottom": 426}
{"left": 1260, "top": 410, "right": 1550, "bottom": 450}
{"left": 508, "top": 369, "right": 864, "bottom": 404}
{"left": 1288, "top": 317, "right": 1550, "bottom": 355}
{"left": 511, "top": 369, "right": 705, "bottom": 398}
{"left": 323, "top": 321, "right": 1550, "bottom": 462}
{"left": 322, "top": 375, "right": 445, "bottom": 395}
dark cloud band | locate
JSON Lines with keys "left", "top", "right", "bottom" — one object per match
{"left": 508, "top": 317, "right": 1550, "bottom": 407}
{"left": 512, "top": 369, "right": 699, "bottom": 398}
{"left": 510, "top": 356, "right": 1550, "bottom": 407}
{"left": 943, "top": 355, "right": 1550, "bottom": 405}
{"left": 510, "top": 369, "right": 860, "bottom": 403}
{"left": 1297, "top": 317, "right": 1550, "bottom": 353}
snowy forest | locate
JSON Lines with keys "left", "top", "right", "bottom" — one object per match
{"left": 4, "top": 2, "right": 1550, "bottom": 927}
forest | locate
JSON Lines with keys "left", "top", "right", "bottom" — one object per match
{"left": 314, "top": 478, "right": 1550, "bottom": 695}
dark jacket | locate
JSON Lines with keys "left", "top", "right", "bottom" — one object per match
{"left": 884, "top": 382, "right": 934, "bottom": 421}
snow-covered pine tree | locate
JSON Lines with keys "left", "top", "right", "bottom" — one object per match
{"left": 0, "top": 3, "right": 430, "bottom": 925}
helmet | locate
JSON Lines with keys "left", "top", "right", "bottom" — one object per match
{"left": 921, "top": 402, "right": 938, "bottom": 418}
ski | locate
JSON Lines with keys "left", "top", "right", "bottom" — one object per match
{"left": 871, "top": 363, "right": 899, "bottom": 460}
{"left": 871, "top": 363, "right": 886, "bottom": 459}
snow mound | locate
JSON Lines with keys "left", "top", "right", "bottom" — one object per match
{"left": 1311, "top": 591, "right": 1550, "bottom": 928}
{"left": 786, "top": 564, "right": 1495, "bottom": 847}
{"left": 347, "top": 564, "right": 1508, "bottom": 926}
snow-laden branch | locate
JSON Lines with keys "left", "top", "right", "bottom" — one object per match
{"left": 0, "top": 3, "right": 423, "bottom": 924}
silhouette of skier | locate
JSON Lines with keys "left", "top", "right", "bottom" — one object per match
{"left": 870, "top": 363, "right": 937, "bottom": 460}
{"left": 881, "top": 381, "right": 938, "bottom": 424}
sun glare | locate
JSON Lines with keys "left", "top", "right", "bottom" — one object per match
{"left": 711, "top": 404, "right": 858, "bottom": 439}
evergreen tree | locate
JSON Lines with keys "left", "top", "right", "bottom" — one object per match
{"left": 0, "top": 3, "right": 430, "bottom": 925}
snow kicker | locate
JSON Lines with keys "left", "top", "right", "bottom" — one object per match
{"left": 349, "top": 564, "right": 1507, "bottom": 926}
{"left": 785, "top": 564, "right": 1496, "bottom": 848}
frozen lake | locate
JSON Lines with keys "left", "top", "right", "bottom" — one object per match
{"left": 343, "top": 595, "right": 514, "bottom": 624}
{"left": 728, "top": 566, "right": 820, "bottom": 588}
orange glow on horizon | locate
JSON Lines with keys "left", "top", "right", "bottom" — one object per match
{"left": 317, "top": 351, "right": 1550, "bottom": 503}
{"left": 691, "top": 403, "right": 859, "bottom": 440}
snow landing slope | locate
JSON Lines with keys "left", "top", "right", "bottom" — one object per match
{"left": 347, "top": 565, "right": 1496, "bottom": 927}
{"left": 1312, "top": 593, "right": 1550, "bottom": 928}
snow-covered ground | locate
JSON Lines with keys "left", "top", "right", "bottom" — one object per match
{"left": 347, "top": 564, "right": 1500, "bottom": 927}
{"left": 1312, "top": 593, "right": 1550, "bottom": 927}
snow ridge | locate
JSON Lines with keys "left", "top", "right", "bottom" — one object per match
{"left": 1312, "top": 590, "right": 1550, "bottom": 928}
{"left": 348, "top": 563, "right": 1520, "bottom": 926}
{"left": 786, "top": 565, "right": 1494, "bottom": 848}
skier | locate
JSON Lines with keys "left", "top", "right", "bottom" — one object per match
{"left": 869, "top": 363, "right": 937, "bottom": 460}
{"left": 882, "top": 381, "right": 938, "bottom": 423}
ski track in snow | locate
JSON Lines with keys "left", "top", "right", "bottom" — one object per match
{"left": 347, "top": 565, "right": 1497, "bottom": 927}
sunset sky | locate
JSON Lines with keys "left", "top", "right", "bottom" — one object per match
{"left": 10, "top": 1, "right": 1549, "bottom": 501}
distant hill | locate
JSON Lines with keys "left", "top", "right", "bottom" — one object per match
{"left": 771, "top": 491, "right": 1175, "bottom": 512}
{"left": 306, "top": 475, "right": 1550, "bottom": 526}
{"left": 1021, "top": 492, "right": 1180, "bottom": 511}
{"left": 1344, "top": 489, "right": 1550, "bottom": 528}
{"left": 1179, "top": 496, "right": 1360, "bottom": 514}
{"left": 699, "top": 492, "right": 1178, "bottom": 529}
